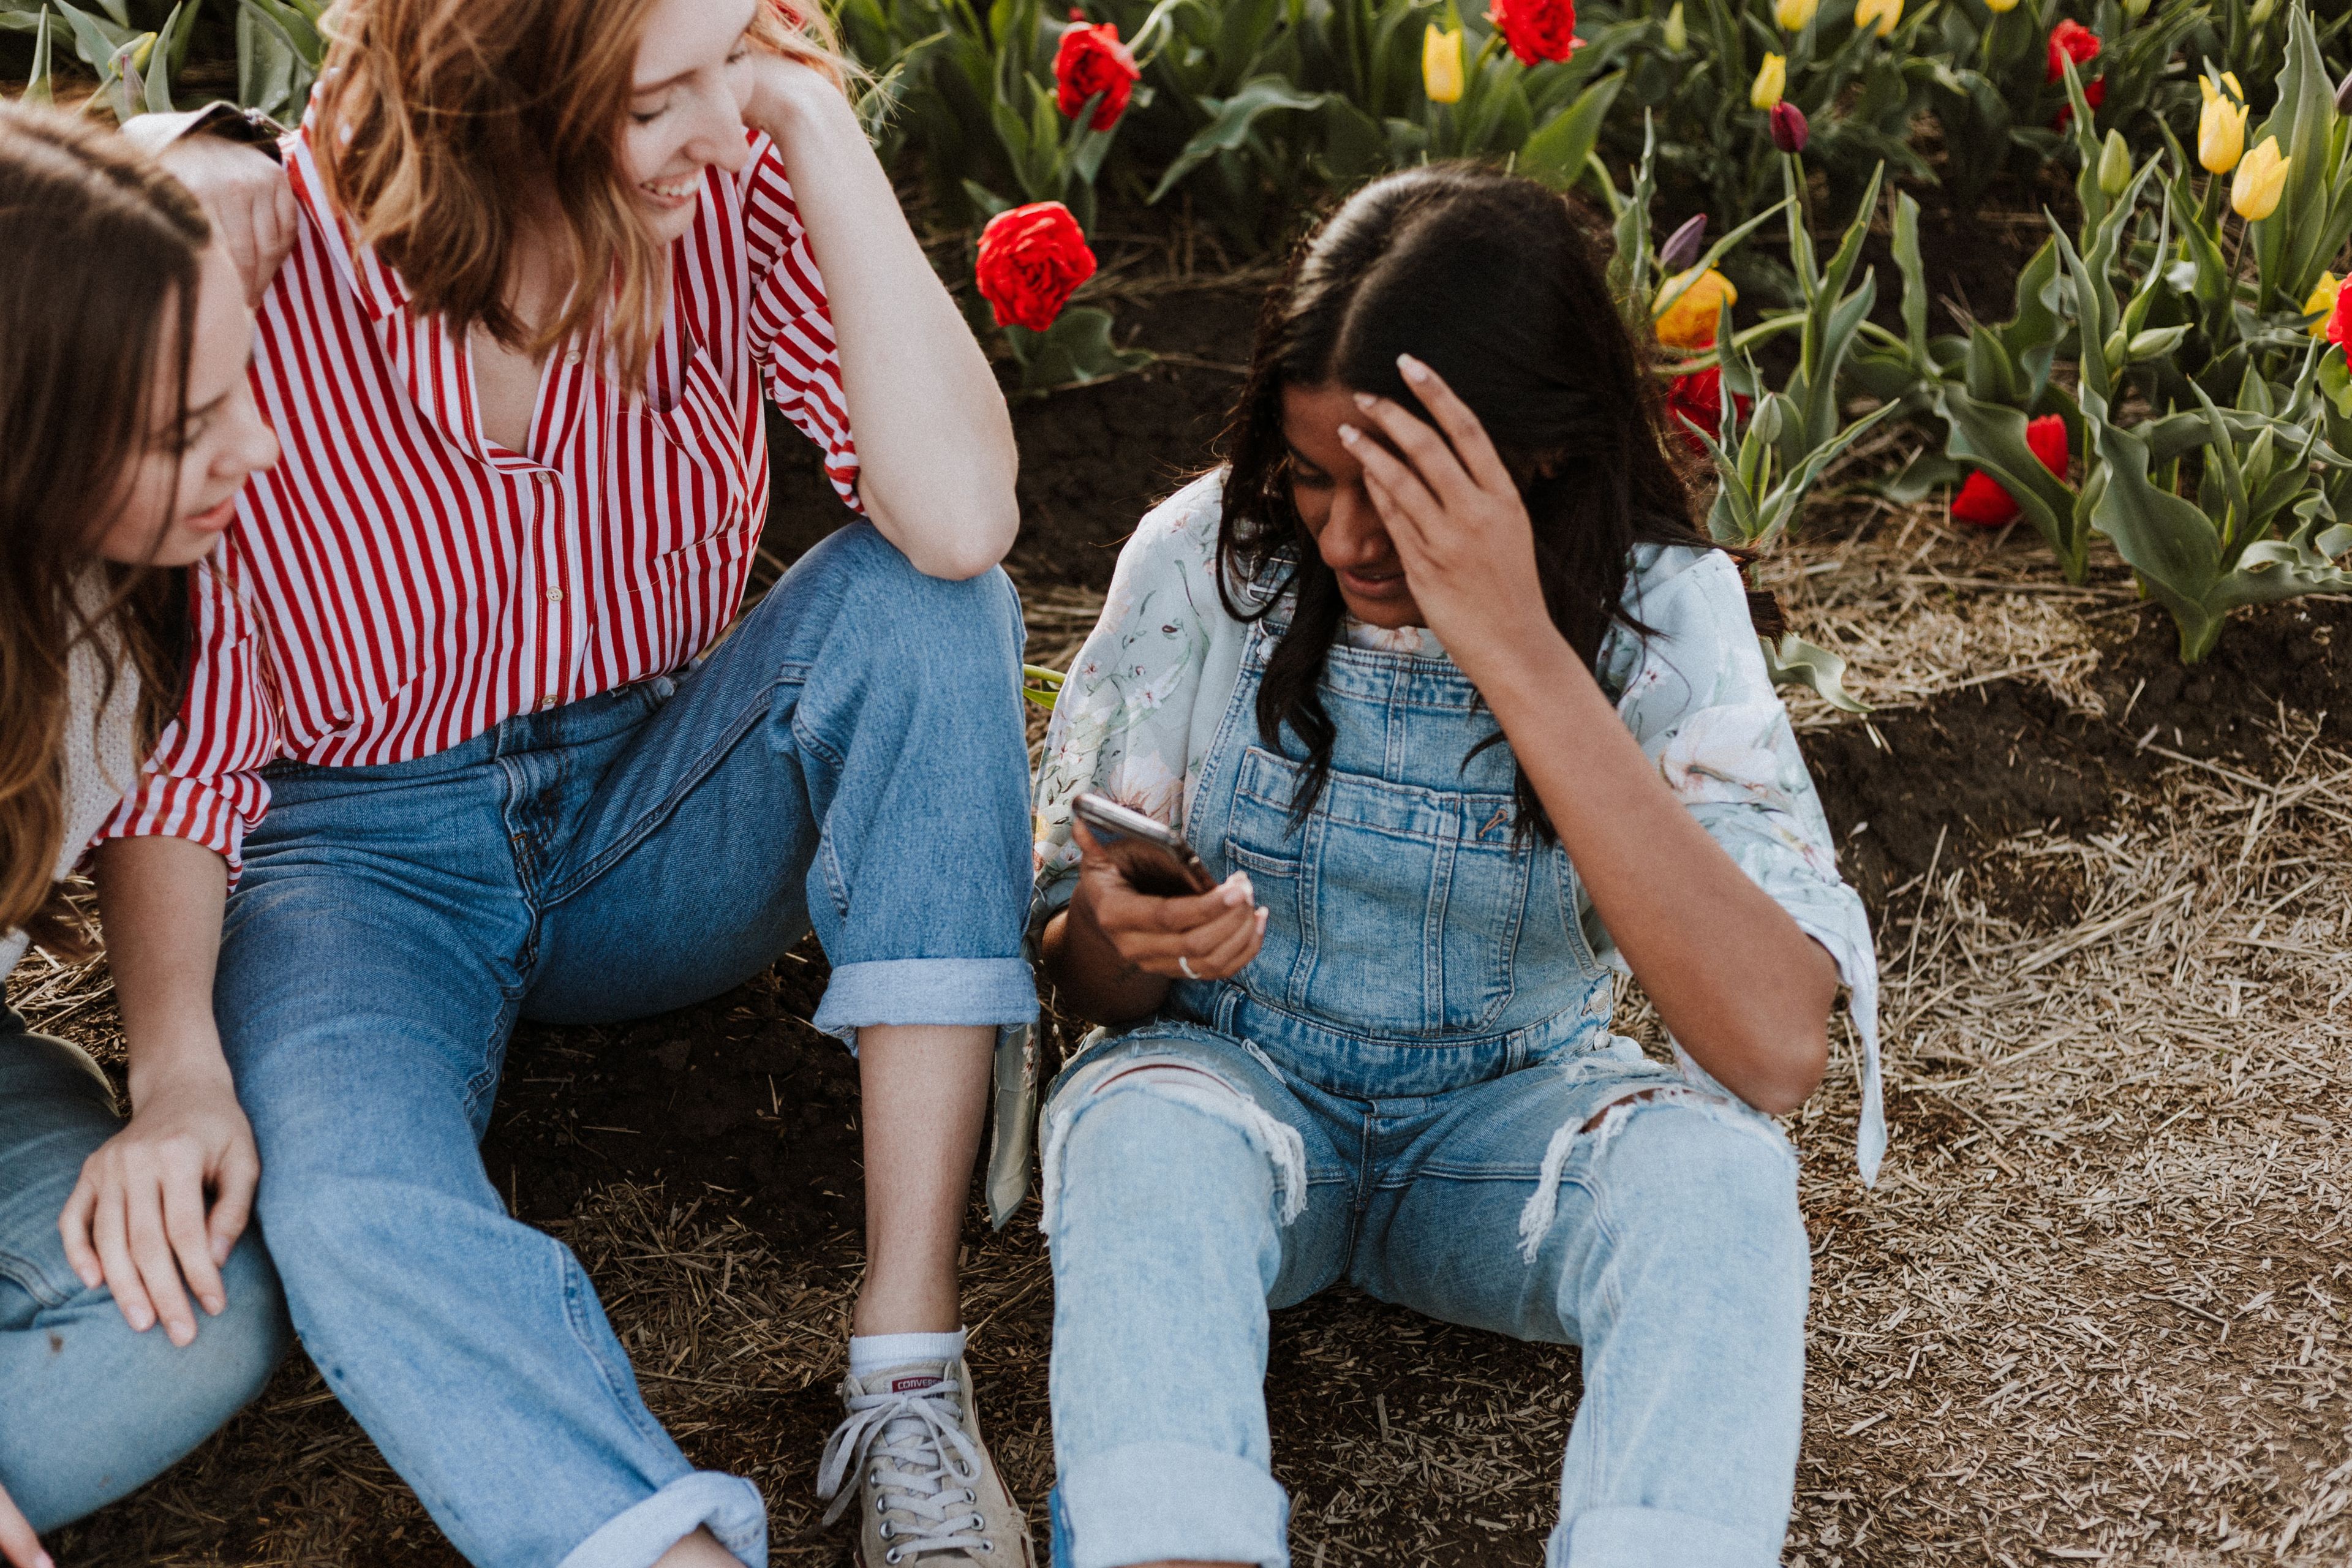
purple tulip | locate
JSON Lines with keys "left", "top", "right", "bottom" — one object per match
{"left": 1658, "top": 213, "right": 1708, "bottom": 272}
{"left": 1770, "top": 100, "right": 1810, "bottom": 153}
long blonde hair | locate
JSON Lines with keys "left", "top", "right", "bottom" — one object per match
{"left": 0, "top": 104, "right": 207, "bottom": 952}
{"left": 312, "top": 0, "right": 844, "bottom": 391}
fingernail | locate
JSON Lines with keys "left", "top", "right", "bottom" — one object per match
{"left": 1398, "top": 353, "right": 1428, "bottom": 381}
{"left": 204, "top": 1294, "right": 225, "bottom": 1316}
{"left": 214, "top": 1235, "right": 232, "bottom": 1267}
{"left": 1352, "top": 391, "right": 1375, "bottom": 409}
{"left": 170, "top": 1322, "right": 194, "bottom": 1348}
{"left": 1256, "top": 906, "right": 1269, "bottom": 926}
{"left": 1338, "top": 423, "right": 1360, "bottom": 443}
{"left": 37, "top": 1552, "right": 56, "bottom": 1568}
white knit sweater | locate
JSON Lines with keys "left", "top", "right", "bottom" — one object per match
{"left": 1, "top": 581, "right": 141, "bottom": 982}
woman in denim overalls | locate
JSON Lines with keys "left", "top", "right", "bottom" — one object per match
{"left": 1028, "top": 166, "right": 1882, "bottom": 1568}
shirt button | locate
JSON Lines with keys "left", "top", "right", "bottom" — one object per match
{"left": 535, "top": 470, "right": 557, "bottom": 486}
{"left": 564, "top": 350, "right": 582, "bottom": 367}
{"left": 539, "top": 696, "right": 557, "bottom": 710}
{"left": 546, "top": 586, "right": 565, "bottom": 603}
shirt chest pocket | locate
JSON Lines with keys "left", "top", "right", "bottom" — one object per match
{"left": 1222, "top": 744, "right": 1533, "bottom": 1036}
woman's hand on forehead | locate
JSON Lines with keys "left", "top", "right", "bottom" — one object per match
{"left": 1339, "top": 356, "right": 1555, "bottom": 677}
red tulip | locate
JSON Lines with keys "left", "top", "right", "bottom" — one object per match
{"left": 2328, "top": 281, "right": 2352, "bottom": 352}
{"left": 2046, "top": 19, "right": 2100, "bottom": 82}
{"left": 1951, "top": 414, "right": 2068, "bottom": 528}
{"left": 1054, "top": 12, "right": 1140, "bottom": 131}
{"left": 975, "top": 202, "right": 1098, "bottom": 331}
{"left": 1487, "top": 0, "right": 1580, "bottom": 66}
{"left": 1664, "top": 366, "right": 1751, "bottom": 453}
{"left": 1768, "top": 101, "right": 1809, "bottom": 153}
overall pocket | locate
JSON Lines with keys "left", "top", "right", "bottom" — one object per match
{"left": 1224, "top": 745, "right": 1531, "bottom": 1036}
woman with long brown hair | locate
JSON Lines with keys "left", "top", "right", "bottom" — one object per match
{"left": 1030, "top": 165, "right": 1879, "bottom": 1568}
{"left": 0, "top": 104, "right": 288, "bottom": 1564}
{"left": 133, "top": 0, "right": 1037, "bottom": 1561}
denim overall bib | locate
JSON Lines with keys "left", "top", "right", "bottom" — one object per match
{"left": 1040, "top": 608, "right": 1812, "bottom": 1568}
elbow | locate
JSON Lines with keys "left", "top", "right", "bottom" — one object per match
{"left": 865, "top": 486, "right": 1020, "bottom": 581}
{"left": 1736, "top": 1022, "right": 1830, "bottom": 1117}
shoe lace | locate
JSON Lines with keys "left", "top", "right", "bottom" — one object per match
{"left": 816, "top": 1376, "right": 994, "bottom": 1561}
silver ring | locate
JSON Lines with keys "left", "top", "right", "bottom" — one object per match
{"left": 1178, "top": 956, "right": 1200, "bottom": 981}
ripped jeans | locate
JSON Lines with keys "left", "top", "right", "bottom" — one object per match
{"left": 1039, "top": 1023, "right": 1809, "bottom": 1568}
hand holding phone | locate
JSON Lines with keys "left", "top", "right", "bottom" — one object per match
{"left": 1069, "top": 795, "right": 1266, "bottom": 983}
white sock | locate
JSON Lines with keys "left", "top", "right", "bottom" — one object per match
{"left": 848, "top": 1327, "right": 967, "bottom": 1379}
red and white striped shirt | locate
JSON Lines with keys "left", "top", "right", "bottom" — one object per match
{"left": 100, "top": 119, "right": 860, "bottom": 869}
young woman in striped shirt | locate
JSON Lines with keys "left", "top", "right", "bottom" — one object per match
{"left": 134, "top": 0, "right": 1038, "bottom": 1561}
{"left": 0, "top": 106, "right": 288, "bottom": 1564}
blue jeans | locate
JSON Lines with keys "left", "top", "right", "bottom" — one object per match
{"left": 0, "top": 1019, "right": 290, "bottom": 1529}
{"left": 1039, "top": 1025, "right": 1810, "bottom": 1568}
{"left": 213, "top": 524, "right": 1038, "bottom": 1568}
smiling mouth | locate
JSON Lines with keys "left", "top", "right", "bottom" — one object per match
{"left": 639, "top": 174, "right": 701, "bottom": 205}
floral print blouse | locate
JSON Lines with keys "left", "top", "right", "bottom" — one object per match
{"left": 1031, "top": 471, "right": 1887, "bottom": 1180}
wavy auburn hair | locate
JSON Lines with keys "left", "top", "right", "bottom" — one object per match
{"left": 0, "top": 104, "right": 205, "bottom": 954}
{"left": 1218, "top": 163, "right": 1717, "bottom": 843}
{"left": 313, "top": 0, "right": 843, "bottom": 390}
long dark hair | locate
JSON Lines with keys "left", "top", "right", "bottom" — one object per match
{"left": 1216, "top": 162, "right": 1711, "bottom": 842}
{"left": 0, "top": 104, "right": 205, "bottom": 954}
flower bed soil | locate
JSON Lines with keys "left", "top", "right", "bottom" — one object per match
{"left": 37, "top": 274, "right": 2352, "bottom": 1566}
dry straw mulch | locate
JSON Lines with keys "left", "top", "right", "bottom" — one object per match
{"left": 20, "top": 509, "right": 2352, "bottom": 1566}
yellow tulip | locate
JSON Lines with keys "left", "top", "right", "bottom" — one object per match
{"left": 1421, "top": 24, "right": 1464, "bottom": 105}
{"left": 1774, "top": 0, "right": 1818, "bottom": 30}
{"left": 1662, "top": 0, "right": 1687, "bottom": 51}
{"left": 1654, "top": 266, "right": 1737, "bottom": 349}
{"left": 2304, "top": 273, "right": 2340, "bottom": 337}
{"left": 1981, "top": 0, "right": 2018, "bottom": 11}
{"left": 1854, "top": 0, "right": 1901, "bottom": 37}
{"left": 1750, "top": 51, "right": 1787, "bottom": 110}
{"left": 2198, "top": 74, "right": 2249, "bottom": 173}
{"left": 2231, "top": 136, "right": 2290, "bottom": 221}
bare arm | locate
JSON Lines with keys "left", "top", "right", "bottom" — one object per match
{"left": 744, "top": 62, "right": 1020, "bottom": 580}
{"left": 61, "top": 837, "right": 257, "bottom": 1344}
{"left": 1346, "top": 362, "right": 1837, "bottom": 1114}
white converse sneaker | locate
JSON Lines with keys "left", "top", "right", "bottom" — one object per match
{"left": 816, "top": 1355, "right": 1035, "bottom": 1566}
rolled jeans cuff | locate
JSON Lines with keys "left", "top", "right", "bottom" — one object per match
{"left": 812, "top": 957, "right": 1039, "bottom": 1047}
{"left": 1548, "top": 1505, "right": 1770, "bottom": 1568}
{"left": 556, "top": 1471, "right": 768, "bottom": 1568}
{"left": 1054, "top": 1441, "right": 1290, "bottom": 1568}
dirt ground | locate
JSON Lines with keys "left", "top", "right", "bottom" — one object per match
{"left": 17, "top": 251, "right": 2352, "bottom": 1565}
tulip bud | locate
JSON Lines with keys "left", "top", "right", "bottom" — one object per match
{"left": 1751, "top": 52, "right": 1787, "bottom": 110}
{"left": 1853, "top": 0, "right": 1901, "bottom": 38}
{"left": 2119, "top": 0, "right": 2148, "bottom": 16}
{"left": 2101, "top": 328, "right": 2128, "bottom": 365}
{"left": 2200, "top": 75, "right": 2249, "bottom": 173}
{"left": 1662, "top": 1, "right": 1687, "bottom": 52}
{"left": 2248, "top": 0, "right": 2274, "bottom": 24}
{"left": 1751, "top": 396, "right": 1785, "bottom": 447}
{"left": 1657, "top": 213, "right": 1708, "bottom": 273}
{"left": 2231, "top": 136, "right": 2290, "bottom": 222}
{"left": 2335, "top": 67, "right": 2352, "bottom": 115}
{"left": 1770, "top": 100, "right": 1810, "bottom": 153}
{"left": 1983, "top": 0, "right": 2019, "bottom": 12}
{"left": 1774, "top": 0, "right": 1818, "bottom": 30}
{"left": 2097, "top": 130, "right": 2132, "bottom": 196}
{"left": 2304, "top": 273, "right": 2340, "bottom": 337}
{"left": 1422, "top": 24, "right": 1466, "bottom": 105}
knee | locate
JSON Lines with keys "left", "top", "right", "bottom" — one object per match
{"left": 815, "top": 525, "right": 1024, "bottom": 681}
{"left": 1590, "top": 1098, "right": 1808, "bottom": 1293}
{"left": 1044, "top": 1066, "right": 1303, "bottom": 1242}
{"left": 181, "top": 1233, "right": 293, "bottom": 1413}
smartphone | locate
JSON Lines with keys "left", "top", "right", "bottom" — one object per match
{"left": 1072, "top": 791, "right": 1216, "bottom": 898}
